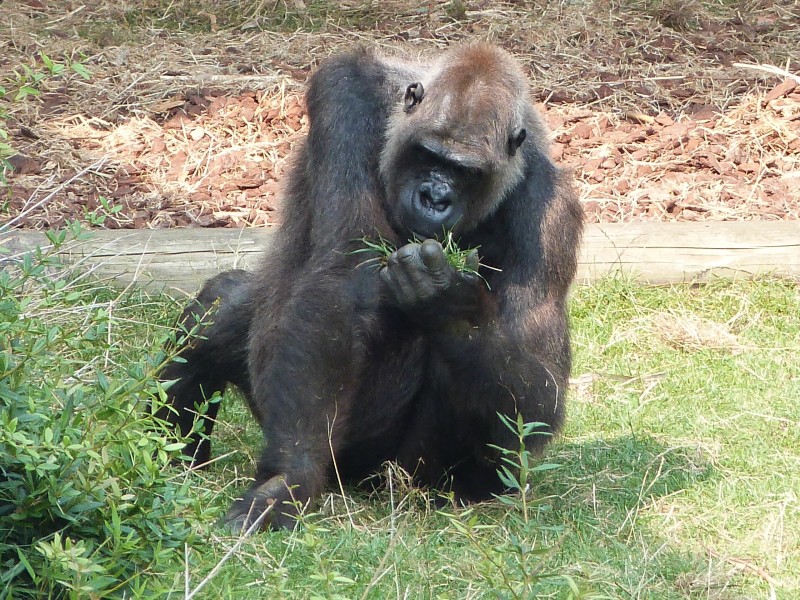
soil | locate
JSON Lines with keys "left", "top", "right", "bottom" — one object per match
{"left": 2, "top": 1, "right": 798, "bottom": 230}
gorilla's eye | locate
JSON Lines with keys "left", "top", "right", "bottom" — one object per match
{"left": 508, "top": 128, "right": 527, "bottom": 157}
{"left": 404, "top": 82, "right": 425, "bottom": 112}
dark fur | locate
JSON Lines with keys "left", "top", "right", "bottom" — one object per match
{"left": 160, "top": 43, "right": 584, "bottom": 531}
{"left": 156, "top": 269, "right": 252, "bottom": 466}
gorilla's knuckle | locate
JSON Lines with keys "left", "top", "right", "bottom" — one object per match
{"left": 396, "top": 244, "right": 420, "bottom": 263}
{"left": 419, "top": 242, "right": 445, "bottom": 267}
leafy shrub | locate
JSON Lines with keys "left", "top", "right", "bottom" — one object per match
{"left": 0, "top": 226, "right": 215, "bottom": 598}
{"left": 439, "top": 415, "right": 596, "bottom": 599}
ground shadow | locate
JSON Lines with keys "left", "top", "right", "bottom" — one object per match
{"left": 527, "top": 434, "right": 732, "bottom": 598}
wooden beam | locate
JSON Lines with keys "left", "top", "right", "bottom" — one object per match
{"left": 1, "top": 228, "right": 268, "bottom": 298}
{"left": 2, "top": 221, "right": 798, "bottom": 295}
{"left": 578, "top": 221, "right": 800, "bottom": 285}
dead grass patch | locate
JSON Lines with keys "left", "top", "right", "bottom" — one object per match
{"left": 649, "top": 310, "right": 743, "bottom": 352}
{"left": 2, "top": 0, "right": 798, "bottom": 229}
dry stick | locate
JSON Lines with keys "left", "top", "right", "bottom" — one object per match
{"left": 165, "top": 452, "right": 239, "bottom": 481}
{"left": 184, "top": 544, "right": 190, "bottom": 599}
{"left": 185, "top": 504, "right": 275, "bottom": 600}
{"left": 388, "top": 463, "right": 396, "bottom": 536}
{"left": 101, "top": 238, "right": 157, "bottom": 369}
{"left": 733, "top": 62, "right": 800, "bottom": 85}
{"left": 0, "top": 158, "right": 108, "bottom": 232}
{"left": 327, "top": 407, "right": 356, "bottom": 528}
{"left": 706, "top": 548, "right": 779, "bottom": 588}
{"left": 159, "top": 74, "right": 287, "bottom": 86}
{"left": 357, "top": 533, "right": 401, "bottom": 600}
{"left": 43, "top": 4, "right": 85, "bottom": 27}
{"left": 100, "top": 70, "right": 158, "bottom": 121}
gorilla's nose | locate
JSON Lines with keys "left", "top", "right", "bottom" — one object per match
{"left": 419, "top": 180, "right": 453, "bottom": 213}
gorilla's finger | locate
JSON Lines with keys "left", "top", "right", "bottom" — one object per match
{"left": 380, "top": 265, "right": 404, "bottom": 301}
{"left": 465, "top": 249, "right": 480, "bottom": 273}
{"left": 382, "top": 261, "right": 418, "bottom": 306}
{"left": 379, "top": 266, "right": 392, "bottom": 286}
{"left": 394, "top": 243, "right": 422, "bottom": 265}
{"left": 391, "top": 244, "right": 430, "bottom": 285}
{"left": 419, "top": 239, "right": 448, "bottom": 271}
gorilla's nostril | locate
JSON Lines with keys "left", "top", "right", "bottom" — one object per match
{"left": 432, "top": 197, "right": 451, "bottom": 211}
{"left": 419, "top": 188, "right": 434, "bottom": 209}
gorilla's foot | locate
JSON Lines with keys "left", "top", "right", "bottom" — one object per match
{"left": 225, "top": 474, "right": 301, "bottom": 533}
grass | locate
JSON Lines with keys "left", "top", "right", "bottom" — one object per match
{"left": 354, "top": 232, "right": 484, "bottom": 277}
{"left": 183, "top": 275, "right": 799, "bottom": 599}
{"left": 96, "top": 275, "right": 800, "bottom": 597}
{"left": 2, "top": 242, "right": 798, "bottom": 597}
{"left": 562, "top": 276, "right": 799, "bottom": 598}
{"left": 73, "top": 0, "right": 403, "bottom": 40}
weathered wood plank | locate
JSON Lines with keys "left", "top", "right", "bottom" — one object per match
{"left": 1, "top": 229, "right": 268, "bottom": 297}
{"left": 578, "top": 221, "right": 800, "bottom": 284}
{"left": 2, "top": 222, "right": 798, "bottom": 295}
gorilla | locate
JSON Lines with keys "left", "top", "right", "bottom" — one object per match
{"left": 158, "top": 42, "right": 584, "bottom": 531}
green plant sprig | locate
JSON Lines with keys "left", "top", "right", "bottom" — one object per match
{"left": 353, "top": 231, "right": 499, "bottom": 282}
{"left": 1, "top": 53, "right": 91, "bottom": 183}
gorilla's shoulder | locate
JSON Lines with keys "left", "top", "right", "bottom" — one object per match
{"left": 312, "top": 46, "right": 384, "bottom": 80}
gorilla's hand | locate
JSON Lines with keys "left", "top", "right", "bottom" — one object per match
{"left": 380, "top": 239, "right": 486, "bottom": 327}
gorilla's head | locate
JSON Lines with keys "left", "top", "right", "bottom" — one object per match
{"left": 380, "top": 43, "right": 532, "bottom": 240}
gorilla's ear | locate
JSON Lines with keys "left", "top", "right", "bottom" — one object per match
{"left": 404, "top": 82, "right": 425, "bottom": 112}
{"left": 508, "top": 128, "right": 527, "bottom": 156}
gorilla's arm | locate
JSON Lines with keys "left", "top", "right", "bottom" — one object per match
{"left": 382, "top": 241, "right": 566, "bottom": 450}
{"left": 381, "top": 171, "right": 582, "bottom": 457}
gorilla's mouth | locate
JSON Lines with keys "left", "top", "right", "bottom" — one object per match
{"left": 404, "top": 186, "right": 456, "bottom": 240}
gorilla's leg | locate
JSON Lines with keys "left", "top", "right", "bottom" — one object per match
{"left": 394, "top": 387, "right": 506, "bottom": 505}
{"left": 157, "top": 269, "right": 253, "bottom": 467}
{"left": 225, "top": 270, "right": 368, "bottom": 531}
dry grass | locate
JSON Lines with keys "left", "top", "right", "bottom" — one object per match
{"left": 1, "top": 0, "right": 798, "bottom": 229}
{"left": 649, "top": 310, "right": 743, "bottom": 352}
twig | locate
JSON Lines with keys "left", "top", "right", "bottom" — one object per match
{"left": 159, "top": 73, "right": 288, "bottom": 86}
{"left": 357, "top": 533, "right": 400, "bottom": 600}
{"left": 706, "top": 548, "right": 780, "bottom": 587}
{"left": 327, "top": 405, "right": 355, "bottom": 528}
{"left": 733, "top": 63, "right": 800, "bottom": 85}
{"left": 185, "top": 504, "right": 274, "bottom": 599}
{"left": 0, "top": 158, "right": 108, "bottom": 232}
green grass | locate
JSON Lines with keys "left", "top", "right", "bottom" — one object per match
{"left": 3, "top": 258, "right": 798, "bottom": 598}
{"left": 353, "top": 232, "right": 483, "bottom": 277}
{"left": 168, "top": 275, "right": 800, "bottom": 599}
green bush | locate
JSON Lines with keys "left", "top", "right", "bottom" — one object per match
{"left": 0, "top": 226, "right": 215, "bottom": 598}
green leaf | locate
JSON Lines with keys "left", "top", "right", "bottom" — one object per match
{"left": 16, "top": 85, "right": 41, "bottom": 99}
{"left": 531, "top": 463, "right": 561, "bottom": 472}
{"left": 163, "top": 442, "right": 186, "bottom": 452}
{"left": 70, "top": 62, "right": 92, "bottom": 79}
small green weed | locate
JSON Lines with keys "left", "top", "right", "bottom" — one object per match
{"left": 0, "top": 53, "right": 91, "bottom": 183}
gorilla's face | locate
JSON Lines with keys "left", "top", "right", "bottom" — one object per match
{"left": 381, "top": 74, "right": 529, "bottom": 240}
{"left": 390, "top": 141, "right": 487, "bottom": 239}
